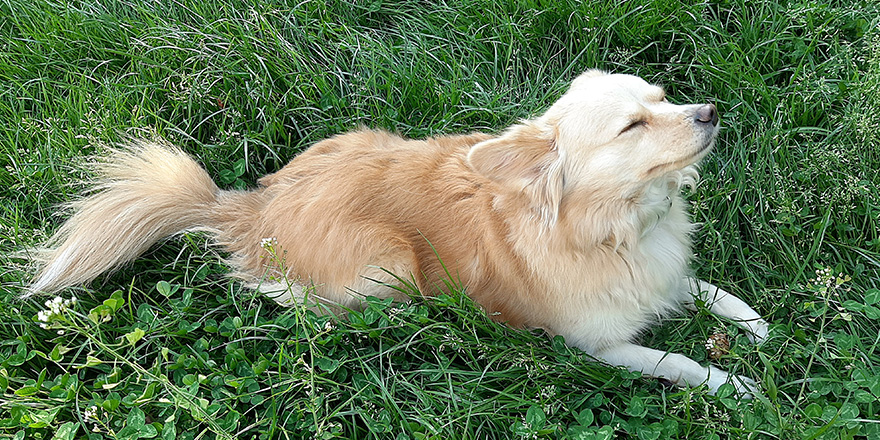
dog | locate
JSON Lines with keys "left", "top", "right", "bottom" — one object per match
{"left": 26, "top": 70, "right": 769, "bottom": 396}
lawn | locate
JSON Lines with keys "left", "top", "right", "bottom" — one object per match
{"left": 1, "top": 0, "right": 879, "bottom": 439}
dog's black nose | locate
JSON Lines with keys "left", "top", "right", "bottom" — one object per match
{"left": 695, "top": 104, "right": 718, "bottom": 126}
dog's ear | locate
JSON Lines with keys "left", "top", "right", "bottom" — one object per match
{"left": 467, "top": 122, "right": 564, "bottom": 227}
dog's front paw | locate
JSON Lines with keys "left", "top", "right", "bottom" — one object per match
{"left": 744, "top": 318, "right": 770, "bottom": 344}
{"left": 727, "top": 374, "right": 761, "bottom": 399}
{"left": 706, "top": 366, "right": 760, "bottom": 399}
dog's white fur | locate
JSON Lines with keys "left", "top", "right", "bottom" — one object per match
{"left": 26, "top": 70, "right": 768, "bottom": 396}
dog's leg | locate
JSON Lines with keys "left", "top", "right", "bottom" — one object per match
{"left": 594, "top": 343, "right": 758, "bottom": 397}
{"left": 684, "top": 278, "right": 769, "bottom": 343}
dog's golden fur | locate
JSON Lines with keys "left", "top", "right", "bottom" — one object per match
{"left": 26, "top": 70, "right": 768, "bottom": 396}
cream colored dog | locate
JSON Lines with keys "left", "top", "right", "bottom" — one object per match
{"left": 27, "top": 70, "right": 768, "bottom": 396}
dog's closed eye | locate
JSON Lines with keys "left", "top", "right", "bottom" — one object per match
{"left": 619, "top": 119, "right": 647, "bottom": 135}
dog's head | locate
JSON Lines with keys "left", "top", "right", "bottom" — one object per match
{"left": 468, "top": 70, "right": 718, "bottom": 228}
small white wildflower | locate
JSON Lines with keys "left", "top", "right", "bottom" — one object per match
{"left": 35, "top": 295, "right": 77, "bottom": 328}
{"left": 260, "top": 237, "right": 278, "bottom": 249}
{"left": 296, "top": 353, "right": 313, "bottom": 374}
{"left": 84, "top": 406, "right": 99, "bottom": 419}
{"left": 388, "top": 305, "right": 405, "bottom": 320}
{"left": 539, "top": 384, "right": 557, "bottom": 400}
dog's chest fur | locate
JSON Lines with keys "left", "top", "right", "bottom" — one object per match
{"left": 531, "top": 171, "right": 696, "bottom": 352}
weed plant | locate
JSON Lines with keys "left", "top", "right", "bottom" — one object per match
{"left": 1, "top": 0, "right": 879, "bottom": 439}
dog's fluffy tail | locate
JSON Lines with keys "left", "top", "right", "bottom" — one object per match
{"left": 25, "top": 140, "right": 228, "bottom": 296}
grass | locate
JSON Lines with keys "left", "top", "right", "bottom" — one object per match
{"left": 1, "top": 0, "right": 879, "bottom": 438}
